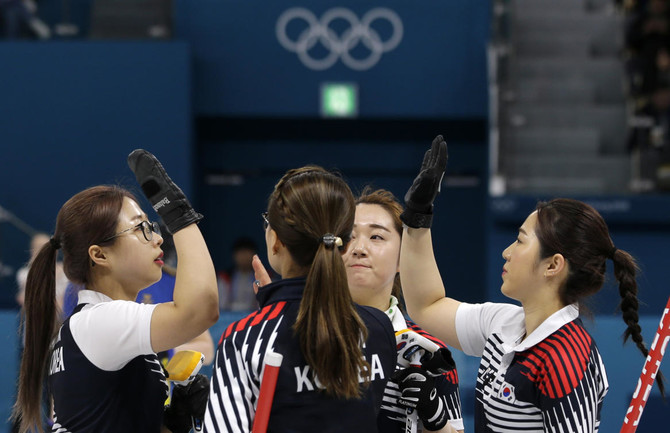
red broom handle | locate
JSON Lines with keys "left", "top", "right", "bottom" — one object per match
{"left": 252, "top": 351, "right": 283, "bottom": 433}
{"left": 620, "top": 296, "right": 670, "bottom": 433}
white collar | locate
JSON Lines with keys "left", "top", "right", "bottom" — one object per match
{"left": 77, "top": 289, "right": 114, "bottom": 305}
{"left": 501, "top": 304, "right": 579, "bottom": 353}
{"left": 384, "top": 296, "right": 408, "bottom": 331}
{"left": 384, "top": 295, "right": 399, "bottom": 318}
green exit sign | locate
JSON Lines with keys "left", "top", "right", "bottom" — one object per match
{"left": 320, "top": 83, "right": 358, "bottom": 118}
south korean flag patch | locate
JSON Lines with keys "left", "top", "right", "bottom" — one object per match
{"left": 498, "top": 382, "right": 516, "bottom": 404}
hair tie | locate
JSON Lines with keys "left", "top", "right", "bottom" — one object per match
{"left": 50, "top": 237, "right": 61, "bottom": 250}
{"left": 609, "top": 246, "right": 617, "bottom": 259}
{"left": 322, "top": 234, "right": 343, "bottom": 249}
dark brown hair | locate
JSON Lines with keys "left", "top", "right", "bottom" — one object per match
{"left": 267, "top": 166, "right": 369, "bottom": 398}
{"left": 535, "top": 198, "right": 664, "bottom": 396}
{"left": 13, "top": 185, "right": 135, "bottom": 432}
{"left": 355, "top": 187, "right": 405, "bottom": 307}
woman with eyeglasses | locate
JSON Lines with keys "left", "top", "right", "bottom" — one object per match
{"left": 13, "top": 150, "right": 219, "bottom": 433}
{"left": 204, "top": 165, "right": 396, "bottom": 432}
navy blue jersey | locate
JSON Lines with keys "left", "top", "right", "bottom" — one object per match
{"left": 48, "top": 296, "right": 169, "bottom": 432}
{"left": 204, "top": 277, "right": 397, "bottom": 432}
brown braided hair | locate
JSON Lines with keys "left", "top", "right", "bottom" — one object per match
{"left": 267, "top": 166, "right": 370, "bottom": 398}
{"left": 535, "top": 198, "right": 665, "bottom": 396}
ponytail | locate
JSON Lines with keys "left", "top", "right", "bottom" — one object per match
{"left": 12, "top": 185, "right": 133, "bottom": 433}
{"left": 13, "top": 241, "right": 60, "bottom": 433}
{"left": 535, "top": 198, "right": 666, "bottom": 397}
{"left": 269, "top": 166, "right": 370, "bottom": 399}
{"left": 294, "top": 238, "right": 370, "bottom": 399}
{"left": 612, "top": 249, "right": 665, "bottom": 396}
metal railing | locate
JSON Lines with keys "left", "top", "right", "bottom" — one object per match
{"left": 487, "top": 0, "right": 512, "bottom": 196}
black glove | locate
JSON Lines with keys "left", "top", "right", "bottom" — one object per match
{"left": 128, "top": 149, "right": 203, "bottom": 234}
{"left": 392, "top": 366, "right": 448, "bottom": 431}
{"left": 421, "top": 347, "right": 456, "bottom": 375}
{"left": 400, "top": 135, "right": 448, "bottom": 228}
{"left": 164, "top": 374, "right": 210, "bottom": 433}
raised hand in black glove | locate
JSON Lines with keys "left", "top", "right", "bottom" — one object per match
{"left": 400, "top": 135, "right": 448, "bottom": 229}
{"left": 392, "top": 366, "right": 449, "bottom": 431}
{"left": 164, "top": 374, "right": 210, "bottom": 433}
{"left": 128, "top": 149, "right": 203, "bottom": 234}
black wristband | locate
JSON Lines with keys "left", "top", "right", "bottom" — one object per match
{"left": 400, "top": 208, "right": 433, "bottom": 229}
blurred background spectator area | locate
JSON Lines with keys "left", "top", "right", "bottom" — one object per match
{"left": 623, "top": 0, "right": 670, "bottom": 191}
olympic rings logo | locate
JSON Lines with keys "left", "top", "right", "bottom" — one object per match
{"left": 276, "top": 7, "right": 403, "bottom": 71}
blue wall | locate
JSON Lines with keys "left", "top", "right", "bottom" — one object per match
{"left": 174, "top": 0, "right": 490, "bottom": 117}
{"left": 0, "top": 312, "right": 19, "bottom": 432}
{"left": 0, "top": 41, "right": 193, "bottom": 306}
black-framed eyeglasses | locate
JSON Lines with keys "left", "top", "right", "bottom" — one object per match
{"left": 261, "top": 212, "right": 269, "bottom": 231}
{"left": 100, "top": 221, "right": 161, "bottom": 244}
